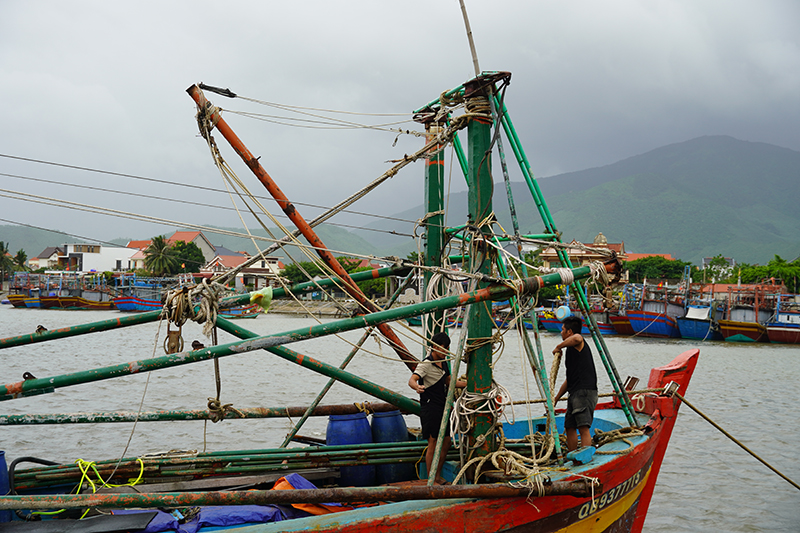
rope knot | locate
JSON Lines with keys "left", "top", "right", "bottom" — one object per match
{"left": 207, "top": 397, "right": 244, "bottom": 423}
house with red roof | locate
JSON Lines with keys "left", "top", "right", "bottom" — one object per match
{"left": 200, "top": 246, "right": 285, "bottom": 291}
{"left": 166, "top": 231, "right": 215, "bottom": 263}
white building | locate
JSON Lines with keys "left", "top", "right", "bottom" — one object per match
{"left": 58, "top": 243, "right": 138, "bottom": 272}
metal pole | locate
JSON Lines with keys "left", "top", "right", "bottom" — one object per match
{"left": 187, "top": 84, "right": 418, "bottom": 371}
{"left": 464, "top": 77, "right": 497, "bottom": 457}
{"left": 0, "top": 480, "right": 596, "bottom": 510}
{"left": 0, "top": 402, "right": 405, "bottom": 425}
{"left": 422, "top": 119, "right": 447, "bottom": 344}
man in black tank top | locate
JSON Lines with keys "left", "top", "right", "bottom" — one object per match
{"left": 553, "top": 316, "right": 598, "bottom": 451}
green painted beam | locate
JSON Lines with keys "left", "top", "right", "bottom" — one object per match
{"left": 0, "top": 270, "right": 601, "bottom": 405}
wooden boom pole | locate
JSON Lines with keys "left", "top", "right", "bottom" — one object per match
{"left": 187, "top": 84, "right": 418, "bottom": 371}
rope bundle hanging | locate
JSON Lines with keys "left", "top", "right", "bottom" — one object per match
{"left": 162, "top": 279, "right": 225, "bottom": 338}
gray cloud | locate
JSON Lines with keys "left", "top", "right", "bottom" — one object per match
{"left": 1, "top": 0, "right": 798, "bottom": 244}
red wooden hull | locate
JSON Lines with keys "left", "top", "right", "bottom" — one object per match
{"left": 40, "top": 295, "right": 116, "bottom": 311}
{"left": 243, "top": 350, "right": 699, "bottom": 533}
{"left": 7, "top": 294, "right": 31, "bottom": 308}
{"left": 609, "top": 315, "right": 635, "bottom": 335}
{"left": 766, "top": 324, "right": 800, "bottom": 344}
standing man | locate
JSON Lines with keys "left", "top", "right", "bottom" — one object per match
{"left": 553, "top": 316, "right": 598, "bottom": 451}
{"left": 408, "top": 332, "right": 465, "bottom": 483}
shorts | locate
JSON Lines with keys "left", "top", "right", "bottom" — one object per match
{"left": 420, "top": 403, "right": 449, "bottom": 439}
{"left": 564, "top": 389, "right": 598, "bottom": 429}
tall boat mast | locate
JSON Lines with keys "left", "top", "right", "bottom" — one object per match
{"left": 463, "top": 74, "right": 499, "bottom": 457}
{"left": 186, "top": 85, "right": 418, "bottom": 371}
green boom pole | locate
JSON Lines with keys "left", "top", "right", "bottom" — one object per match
{"left": 1, "top": 270, "right": 606, "bottom": 406}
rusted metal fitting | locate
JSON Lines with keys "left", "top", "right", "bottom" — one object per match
{"left": 413, "top": 105, "right": 441, "bottom": 125}
{"left": 463, "top": 71, "right": 512, "bottom": 99}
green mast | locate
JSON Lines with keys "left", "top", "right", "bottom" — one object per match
{"left": 464, "top": 73, "right": 502, "bottom": 457}
{"left": 419, "top": 111, "right": 447, "bottom": 344}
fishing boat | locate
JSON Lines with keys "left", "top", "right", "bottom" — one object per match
{"left": 717, "top": 281, "right": 783, "bottom": 342}
{"left": 113, "top": 274, "right": 195, "bottom": 312}
{"left": 38, "top": 273, "right": 116, "bottom": 311}
{"left": 675, "top": 284, "right": 724, "bottom": 341}
{"left": 627, "top": 282, "right": 684, "bottom": 338}
{"left": 7, "top": 273, "right": 42, "bottom": 308}
{"left": 219, "top": 302, "right": 263, "bottom": 319}
{"left": 765, "top": 294, "right": 800, "bottom": 344}
{"left": 0, "top": 74, "right": 700, "bottom": 532}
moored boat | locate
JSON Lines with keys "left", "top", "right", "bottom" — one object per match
{"left": 718, "top": 319, "right": 768, "bottom": 342}
{"left": 113, "top": 274, "right": 195, "bottom": 312}
{"left": 0, "top": 74, "right": 700, "bottom": 533}
{"left": 718, "top": 281, "right": 783, "bottom": 342}
{"left": 219, "top": 302, "right": 263, "bottom": 319}
{"left": 627, "top": 283, "right": 684, "bottom": 338}
{"left": 765, "top": 293, "right": 800, "bottom": 344}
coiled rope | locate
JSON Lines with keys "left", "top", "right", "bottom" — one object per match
{"left": 162, "top": 279, "right": 225, "bottom": 338}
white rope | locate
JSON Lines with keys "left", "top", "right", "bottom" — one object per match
{"left": 450, "top": 380, "right": 514, "bottom": 452}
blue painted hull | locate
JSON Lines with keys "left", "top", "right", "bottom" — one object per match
{"left": 113, "top": 295, "right": 161, "bottom": 312}
{"left": 676, "top": 317, "right": 722, "bottom": 341}
{"left": 627, "top": 310, "right": 681, "bottom": 338}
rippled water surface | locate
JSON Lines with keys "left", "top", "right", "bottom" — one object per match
{"left": 1, "top": 306, "right": 798, "bottom": 531}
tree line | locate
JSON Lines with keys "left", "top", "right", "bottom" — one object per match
{"left": 624, "top": 254, "right": 800, "bottom": 293}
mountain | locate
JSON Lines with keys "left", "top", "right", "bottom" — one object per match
{"left": 354, "top": 136, "right": 800, "bottom": 264}
{"left": 5, "top": 136, "right": 798, "bottom": 268}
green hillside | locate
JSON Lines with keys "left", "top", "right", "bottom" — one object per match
{"left": 358, "top": 136, "right": 800, "bottom": 265}
{"left": 5, "top": 136, "right": 798, "bottom": 268}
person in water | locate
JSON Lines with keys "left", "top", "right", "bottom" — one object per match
{"left": 553, "top": 316, "right": 598, "bottom": 451}
{"left": 408, "top": 332, "right": 466, "bottom": 483}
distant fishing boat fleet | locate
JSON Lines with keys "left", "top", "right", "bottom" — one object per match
{"left": 537, "top": 277, "right": 799, "bottom": 344}
{"left": 7, "top": 269, "right": 799, "bottom": 343}
{"left": 3, "top": 272, "right": 264, "bottom": 318}
{"left": 405, "top": 276, "right": 800, "bottom": 344}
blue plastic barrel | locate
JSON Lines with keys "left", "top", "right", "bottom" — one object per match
{"left": 326, "top": 413, "right": 375, "bottom": 487}
{"left": 371, "top": 410, "right": 415, "bottom": 484}
{"left": 555, "top": 305, "right": 573, "bottom": 321}
{"left": 0, "top": 451, "right": 11, "bottom": 522}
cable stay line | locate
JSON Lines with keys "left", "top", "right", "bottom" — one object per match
{"left": 0, "top": 171, "right": 414, "bottom": 238}
{"left": 224, "top": 109, "right": 417, "bottom": 131}
{"left": 0, "top": 188, "right": 459, "bottom": 271}
{"left": 0, "top": 153, "right": 418, "bottom": 225}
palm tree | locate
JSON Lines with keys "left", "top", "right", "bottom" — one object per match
{"left": 14, "top": 250, "right": 28, "bottom": 271}
{"left": 144, "top": 236, "right": 179, "bottom": 276}
{"left": 0, "top": 241, "right": 13, "bottom": 292}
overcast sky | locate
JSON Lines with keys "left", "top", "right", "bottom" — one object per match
{"left": 1, "top": 0, "right": 798, "bottom": 247}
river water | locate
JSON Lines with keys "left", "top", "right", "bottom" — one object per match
{"left": 1, "top": 305, "right": 798, "bottom": 532}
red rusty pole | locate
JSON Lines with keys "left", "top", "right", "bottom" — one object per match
{"left": 0, "top": 480, "right": 597, "bottom": 510}
{"left": 187, "top": 84, "right": 417, "bottom": 370}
